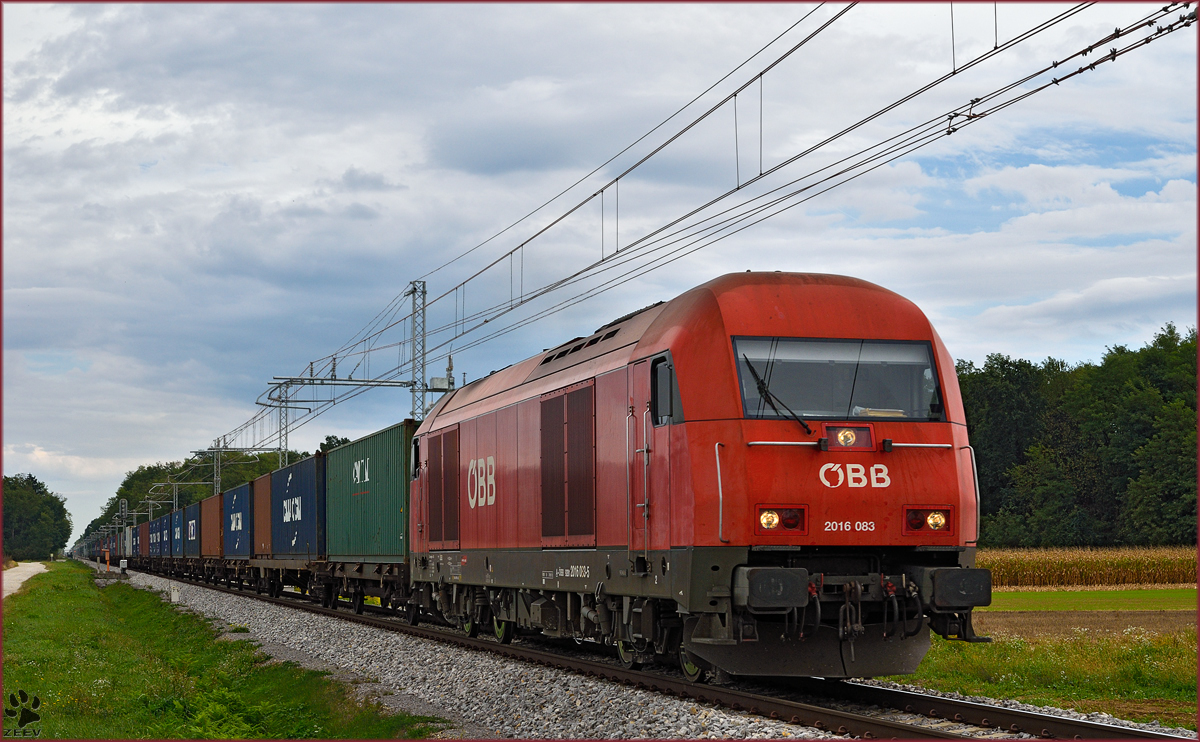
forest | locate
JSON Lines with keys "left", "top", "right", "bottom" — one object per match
{"left": 77, "top": 324, "right": 1195, "bottom": 548}
{"left": 78, "top": 436, "right": 349, "bottom": 542}
{"left": 4, "top": 473, "right": 74, "bottom": 560}
{"left": 959, "top": 323, "right": 1196, "bottom": 547}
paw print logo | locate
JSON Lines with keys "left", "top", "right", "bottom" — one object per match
{"left": 4, "top": 690, "right": 41, "bottom": 729}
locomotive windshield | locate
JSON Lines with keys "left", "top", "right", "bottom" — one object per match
{"left": 734, "top": 337, "right": 945, "bottom": 421}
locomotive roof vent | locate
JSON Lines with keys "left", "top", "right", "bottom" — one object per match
{"left": 539, "top": 328, "right": 622, "bottom": 366}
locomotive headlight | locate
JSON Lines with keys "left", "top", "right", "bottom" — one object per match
{"left": 825, "top": 426, "right": 873, "bottom": 448}
{"left": 926, "top": 511, "right": 947, "bottom": 530}
{"left": 759, "top": 510, "right": 781, "bottom": 529}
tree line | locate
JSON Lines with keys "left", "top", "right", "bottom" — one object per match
{"left": 77, "top": 435, "right": 350, "bottom": 544}
{"left": 959, "top": 323, "right": 1196, "bottom": 547}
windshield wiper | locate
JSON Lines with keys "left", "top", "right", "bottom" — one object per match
{"left": 742, "top": 354, "right": 813, "bottom": 435}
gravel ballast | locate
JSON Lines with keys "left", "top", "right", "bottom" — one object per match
{"left": 127, "top": 571, "right": 838, "bottom": 739}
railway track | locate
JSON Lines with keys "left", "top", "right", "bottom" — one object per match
{"left": 777, "top": 679, "right": 1192, "bottom": 741}
{"left": 135, "top": 568, "right": 1191, "bottom": 741}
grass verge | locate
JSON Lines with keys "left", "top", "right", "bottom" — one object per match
{"left": 980, "top": 588, "right": 1196, "bottom": 612}
{"left": 2, "top": 561, "right": 442, "bottom": 739}
{"left": 887, "top": 628, "right": 1197, "bottom": 730}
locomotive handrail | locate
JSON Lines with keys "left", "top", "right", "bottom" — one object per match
{"left": 640, "top": 404, "right": 651, "bottom": 564}
{"left": 714, "top": 442, "right": 729, "bottom": 543}
{"left": 962, "top": 444, "right": 981, "bottom": 545}
{"left": 744, "top": 441, "right": 953, "bottom": 448}
{"left": 625, "top": 405, "right": 633, "bottom": 565}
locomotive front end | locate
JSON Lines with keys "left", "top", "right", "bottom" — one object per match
{"left": 674, "top": 273, "right": 992, "bottom": 678}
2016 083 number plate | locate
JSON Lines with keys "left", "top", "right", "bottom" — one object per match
{"left": 824, "top": 521, "right": 875, "bottom": 532}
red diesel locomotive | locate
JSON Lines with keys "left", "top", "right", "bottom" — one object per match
{"left": 410, "top": 271, "right": 991, "bottom": 679}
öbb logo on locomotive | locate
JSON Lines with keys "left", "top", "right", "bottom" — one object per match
{"left": 467, "top": 456, "right": 496, "bottom": 509}
{"left": 818, "top": 462, "right": 891, "bottom": 488}
{"left": 124, "top": 273, "right": 992, "bottom": 683}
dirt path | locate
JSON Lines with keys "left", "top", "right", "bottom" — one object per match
{"left": 2, "top": 562, "right": 48, "bottom": 599}
{"left": 974, "top": 609, "right": 1195, "bottom": 638}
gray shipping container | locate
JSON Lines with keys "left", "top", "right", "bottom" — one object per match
{"left": 326, "top": 421, "right": 415, "bottom": 562}
{"left": 271, "top": 455, "right": 326, "bottom": 558}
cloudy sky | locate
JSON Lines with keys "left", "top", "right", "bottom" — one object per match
{"left": 4, "top": 3, "right": 1195, "bottom": 546}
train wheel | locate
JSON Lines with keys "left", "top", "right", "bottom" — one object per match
{"left": 616, "top": 640, "right": 642, "bottom": 670}
{"left": 679, "top": 650, "right": 706, "bottom": 684}
{"left": 322, "top": 585, "right": 334, "bottom": 609}
{"left": 405, "top": 605, "right": 421, "bottom": 626}
{"left": 353, "top": 592, "right": 365, "bottom": 615}
{"left": 494, "top": 618, "right": 514, "bottom": 644}
{"left": 461, "top": 615, "right": 480, "bottom": 638}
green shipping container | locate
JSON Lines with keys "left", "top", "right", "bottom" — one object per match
{"left": 325, "top": 420, "right": 416, "bottom": 562}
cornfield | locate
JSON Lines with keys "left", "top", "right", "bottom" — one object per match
{"left": 978, "top": 547, "right": 1197, "bottom": 587}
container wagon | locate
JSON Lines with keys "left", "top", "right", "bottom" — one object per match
{"left": 316, "top": 421, "right": 416, "bottom": 613}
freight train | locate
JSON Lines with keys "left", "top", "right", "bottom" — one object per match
{"left": 93, "top": 272, "right": 991, "bottom": 680}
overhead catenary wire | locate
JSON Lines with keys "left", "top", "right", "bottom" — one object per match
{"left": 322, "top": 0, "right": 1094, "bottom": 362}
{"left": 293, "top": 3, "right": 855, "bottom": 380}
{"left": 323, "top": 0, "right": 1101, "bottom": 359}
{"left": 408, "top": 3, "right": 832, "bottom": 283}
{"left": 320, "top": 2, "right": 1192, "bottom": 379}
{"left": 217, "top": 2, "right": 1191, "bottom": 453}
{"left": 418, "top": 3, "right": 859, "bottom": 316}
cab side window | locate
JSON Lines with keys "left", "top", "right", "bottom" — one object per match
{"left": 651, "top": 356, "right": 684, "bottom": 426}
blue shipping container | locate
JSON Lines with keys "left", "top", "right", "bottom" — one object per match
{"left": 271, "top": 455, "right": 326, "bottom": 558}
{"left": 184, "top": 503, "right": 201, "bottom": 557}
{"left": 159, "top": 514, "right": 172, "bottom": 557}
{"left": 223, "top": 483, "right": 252, "bottom": 558}
{"left": 172, "top": 510, "right": 184, "bottom": 557}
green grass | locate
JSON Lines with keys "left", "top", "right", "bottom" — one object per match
{"left": 980, "top": 588, "right": 1197, "bottom": 612}
{"left": 2, "top": 561, "right": 442, "bottom": 739}
{"left": 889, "top": 629, "right": 1198, "bottom": 730}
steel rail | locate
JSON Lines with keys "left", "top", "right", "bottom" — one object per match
{"left": 782, "top": 679, "right": 1193, "bottom": 741}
